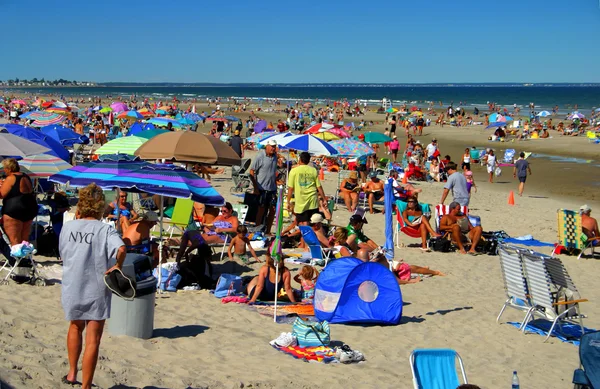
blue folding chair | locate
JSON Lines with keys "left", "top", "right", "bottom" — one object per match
{"left": 410, "top": 349, "right": 468, "bottom": 389}
{"left": 573, "top": 331, "right": 600, "bottom": 389}
{"left": 298, "top": 225, "right": 332, "bottom": 266}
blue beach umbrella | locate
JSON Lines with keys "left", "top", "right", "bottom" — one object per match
{"left": 156, "top": 109, "right": 167, "bottom": 115}
{"left": 225, "top": 115, "right": 240, "bottom": 122}
{"left": 1, "top": 124, "right": 70, "bottom": 161}
{"left": 147, "top": 117, "right": 183, "bottom": 128}
{"left": 486, "top": 122, "right": 508, "bottom": 129}
{"left": 537, "top": 111, "right": 552, "bottom": 117}
{"left": 247, "top": 131, "right": 277, "bottom": 144}
{"left": 41, "top": 125, "right": 88, "bottom": 146}
{"left": 383, "top": 178, "right": 395, "bottom": 262}
{"left": 185, "top": 113, "right": 204, "bottom": 122}
{"left": 277, "top": 134, "right": 338, "bottom": 155}
{"left": 179, "top": 117, "right": 196, "bottom": 126}
{"left": 127, "top": 122, "right": 144, "bottom": 136}
{"left": 48, "top": 159, "right": 151, "bottom": 188}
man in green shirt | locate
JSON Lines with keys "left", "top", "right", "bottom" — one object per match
{"left": 346, "top": 214, "right": 378, "bottom": 254}
{"left": 286, "top": 152, "right": 327, "bottom": 225}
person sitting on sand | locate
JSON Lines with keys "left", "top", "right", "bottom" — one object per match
{"left": 580, "top": 204, "right": 600, "bottom": 246}
{"left": 301, "top": 213, "right": 330, "bottom": 250}
{"left": 347, "top": 214, "right": 378, "bottom": 256}
{"left": 332, "top": 228, "right": 355, "bottom": 257}
{"left": 439, "top": 201, "right": 483, "bottom": 255}
{"left": 391, "top": 258, "right": 445, "bottom": 285}
{"left": 247, "top": 253, "right": 296, "bottom": 303}
{"left": 401, "top": 197, "right": 441, "bottom": 251}
{"left": 227, "top": 225, "right": 260, "bottom": 264}
{"left": 364, "top": 171, "right": 385, "bottom": 214}
{"left": 293, "top": 265, "right": 319, "bottom": 303}
{"left": 540, "top": 128, "right": 550, "bottom": 138}
{"left": 339, "top": 171, "right": 360, "bottom": 212}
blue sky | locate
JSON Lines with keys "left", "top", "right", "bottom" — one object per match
{"left": 2, "top": 0, "right": 599, "bottom": 83}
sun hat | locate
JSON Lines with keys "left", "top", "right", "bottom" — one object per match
{"left": 349, "top": 171, "right": 358, "bottom": 179}
{"left": 132, "top": 210, "right": 159, "bottom": 223}
{"left": 104, "top": 268, "right": 136, "bottom": 300}
{"left": 310, "top": 213, "right": 325, "bottom": 224}
{"left": 580, "top": 204, "right": 592, "bottom": 213}
{"left": 266, "top": 139, "right": 277, "bottom": 146}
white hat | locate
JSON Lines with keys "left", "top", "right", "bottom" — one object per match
{"left": 310, "top": 213, "right": 324, "bottom": 224}
{"left": 580, "top": 204, "right": 592, "bottom": 213}
{"left": 134, "top": 210, "right": 159, "bottom": 223}
{"left": 266, "top": 139, "right": 277, "bottom": 146}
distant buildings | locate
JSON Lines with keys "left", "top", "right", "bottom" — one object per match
{"left": 0, "top": 78, "right": 97, "bottom": 87}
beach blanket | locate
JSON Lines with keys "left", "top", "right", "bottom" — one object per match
{"left": 503, "top": 236, "right": 554, "bottom": 247}
{"left": 272, "top": 345, "right": 338, "bottom": 363}
{"left": 508, "top": 319, "right": 597, "bottom": 346}
{"left": 251, "top": 302, "right": 317, "bottom": 324}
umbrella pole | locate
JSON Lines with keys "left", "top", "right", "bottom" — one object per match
{"left": 157, "top": 195, "right": 164, "bottom": 295}
{"left": 273, "top": 259, "right": 279, "bottom": 323}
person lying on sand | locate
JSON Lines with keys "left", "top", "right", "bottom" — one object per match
{"left": 391, "top": 259, "right": 445, "bottom": 284}
{"left": 439, "top": 202, "right": 483, "bottom": 255}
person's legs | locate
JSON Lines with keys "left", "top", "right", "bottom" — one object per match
{"left": 489, "top": 171, "right": 494, "bottom": 183}
{"left": 342, "top": 192, "right": 352, "bottom": 211}
{"left": 2, "top": 215, "right": 24, "bottom": 245}
{"left": 468, "top": 226, "right": 483, "bottom": 253}
{"left": 449, "top": 224, "right": 466, "bottom": 253}
{"left": 66, "top": 320, "right": 85, "bottom": 383}
{"left": 409, "top": 265, "right": 445, "bottom": 276}
{"left": 81, "top": 320, "right": 105, "bottom": 389}
{"left": 264, "top": 205, "right": 275, "bottom": 234}
{"left": 518, "top": 181, "right": 525, "bottom": 196}
{"left": 201, "top": 234, "right": 225, "bottom": 245}
{"left": 418, "top": 223, "right": 428, "bottom": 248}
{"left": 20, "top": 220, "right": 33, "bottom": 243}
{"left": 368, "top": 193, "right": 374, "bottom": 214}
{"left": 421, "top": 217, "right": 439, "bottom": 237}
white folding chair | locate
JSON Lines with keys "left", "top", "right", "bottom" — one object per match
{"left": 496, "top": 244, "right": 534, "bottom": 329}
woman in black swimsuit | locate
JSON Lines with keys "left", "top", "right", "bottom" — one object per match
{"left": 339, "top": 171, "right": 360, "bottom": 212}
{"left": 0, "top": 159, "right": 38, "bottom": 245}
{"left": 247, "top": 254, "right": 296, "bottom": 303}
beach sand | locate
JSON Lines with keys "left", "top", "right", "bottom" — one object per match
{"left": 1, "top": 97, "right": 599, "bottom": 388}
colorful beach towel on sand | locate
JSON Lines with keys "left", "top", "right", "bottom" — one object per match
{"left": 273, "top": 345, "right": 338, "bottom": 363}
{"left": 250, "top": 303, "right": 317, "bottom": 324}
{"left": 508, "top": 320, "right": 597, "bottom": 346}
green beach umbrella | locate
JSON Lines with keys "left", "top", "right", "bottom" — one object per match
{"left": 99, "top": 107, "right": 113, "bottom": 114}
{"left": 363, "top": 132, "right": 392, "bottom": 144}
{"left": 94, "top": 136, "right": 147, "bottom": 155}
{"left": 135, "top": 128, "right": 169, "bottom": 140}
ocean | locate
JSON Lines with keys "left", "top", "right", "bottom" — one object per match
{"left": 5, "top": 84, "right": 600, "bottom": 115}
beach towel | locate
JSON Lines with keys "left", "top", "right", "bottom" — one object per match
{"left": 503, "top": 237, "right": 554, "bottom": 247}
{"left": 508, "top": 320, "right": 596, "bottom": 346}
{"left": 272, "top": 345, "right": 338, "bottom": 363}
{"left": 250, "top": 302, "right": 317, "bottom": 324}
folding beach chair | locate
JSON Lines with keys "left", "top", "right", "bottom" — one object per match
{"left": 572, "top": 331, "right": 600, "bottom": 389}
{"left": 434, "top": 204, "right": 469, "bottom": 233}
{"left": 409, "top": 349, "right": 468, "bottom": 389}
{"left": 394, "top": 200, "right": 431, "bottom": 249}
{"left": 334, "top": 170, "right": 353, "bottom": 206}
{"left": 496, "top": 244, "right": 534, "bottom": 329}
{"left": 520, "top": 251, "right": 588, "bottom": 342}
{"left": 298, "top": 225, "right": 332, "bottom": 267}
{"left": 501, "top": 148, "right": 516, "bottom": 164}
{"left": 211, "top": 204, "right": 249, "bottom": 261}
{"left": 165, "top": 198, "right": 195, "bottom": 239}
{"left": 553, "top": 209, "right": 595, "bottom": 260}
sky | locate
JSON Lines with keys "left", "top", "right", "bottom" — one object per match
{"left": 2, "top": 0, "right": 600, "bottom": 83}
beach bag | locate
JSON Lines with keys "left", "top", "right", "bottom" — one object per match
{"left": 214, "top": 274, "right": 243, "bottom": 297}
{"left": 292, "top": 317, "right": 330, "bottom": 347}
{"left": 494, "top": 166, "right": 502, "bottom": 177}
{"left": 429, "top": 237, "right": 451, "bottom": 252}
{"left": 36, "top": 227, "right": 59, "bottom": 258}
{"left": 153, "top": 264, "right": 182, "bottom": 292}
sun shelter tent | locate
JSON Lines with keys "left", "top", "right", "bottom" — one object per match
{"left": 314, "top": 256, "right": 402, "bottom": 325}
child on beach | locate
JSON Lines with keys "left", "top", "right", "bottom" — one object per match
{"left": 465, "top": 170, "right": 477, "bottom": 195}
{"left": 227, "top": 225, "right": 261, "bottom": 264}
{"left": 293, "top": 265, "right": 319, "bottom": 303}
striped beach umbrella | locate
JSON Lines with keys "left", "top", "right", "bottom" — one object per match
{"left": 247, "top": 131, "right": 277, "bottom": 144}
{"left": 329, "top": 138, "right": 375, "bottom": 157}
{"left": 52, "top": 101, "right": 68, "bottom": 108}
{"left": 18, "top": 154, "right": 72, "bottom": 178}
{"left": 29, "top": 112, "right": 66, "bottom": 127}
{"left": 313, "top": 132, "right": 340, "bottom": 141}
{"left": 118, "top": 110, "right": 144, "bottom": 120}
{"left": 49, "top": 159, "right": 150, "bottom": 187}
{"left": 271, "top": 185, "right": 285, "bottom": 322}
{"left": 147, "top": 117, "right": 183, "bottom": 128}
{"left": 46, "top": 107, "right": 70, "bottom": 115}
{"left": 277, "top": 134, "right": 338, "bottom": 155}
{"left": 258, "top": 132, "right": 293, "bottom": 146}
{"left": 138, "top": 108, "right": 155, "bottom": 117}
{"left": 95, "top": 136, "right": 147, "bottom": 155}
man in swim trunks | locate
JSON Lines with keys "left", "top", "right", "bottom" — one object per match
{"left": 580, "top": 204, "right": 599, "bottom": 246}
{"left": 364, "top": 171, "right": 384, "bottom": 214}
{"left": 439, "top": 202, "right": 483, "bottom": 255}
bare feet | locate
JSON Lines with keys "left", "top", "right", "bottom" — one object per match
{"left": 460, "top": 249, "right": 467, "bottom": 254}
{"left": 434, "top": 270, "right": 446, "bottom": 276}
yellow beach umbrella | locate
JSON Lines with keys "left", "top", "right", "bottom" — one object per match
{"left": 313, "top": 132, "right": 340, "bottom": 141}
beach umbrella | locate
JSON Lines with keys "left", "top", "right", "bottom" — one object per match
{"left": 28, "top": 112, "right": 66, "bottom": 127}
{"left": 537, "top": 111, "right": 552, "bottom": 117}
{"left": 569, "top": 112, "right": 585, "bottom": 120}
{"left": 41, "top": 125, "right": 88, "bottom": 146}
{"left": 486, "top": 122, "right": 508, "bottom": 129}
{"left": 147, "top": 117, "right": 183, "bottom": 128}
{"left": 155, "top": 109, "right": 167, "bottom": 115}
{"left": 258, "top": 132, "right": 293, "bottom": 146}
{"left": 0, "top": 133, "right": 51, "bottom": 157}
{"left": 253, "top": 120, "right": 268, "bottom": 133}
{"left": 110, "top": 102, "right": 128, "bottom": 113}
{"left": 41, "top": 101, "right": 54, "bottom": 108}
{"left": 313, "top": 132, "right": 340, "bottom": 141}
{"left": 277, "top": 134, "right": 338, "bottom": 155}
{"left": 0, "top": 107, "right": 5, "bottom": 114}
{"left": 383, "top": 178, "right": 394, "bottom": 262}
{"left": 206, "top": 117, "right": 226, "bottom": 122}
{"left": 127, "top": 122, "right": 144, "bottom": 136}
{"left": 92, "top": 106, "right": 102, "bottom": 111}
{"left": 329, "top": 138, "right": 375, "bottom": 157}
{"left": 363, "top": 132, "right": 392, "bottom": 144}
{"left": 99, "top": 107, "right": 113, "bottom": 114}
{"left": 158, "top": 105, "right": 171, "bottom": 111}
{"left": 10, "top": 99, "right": 27, "bottom": 105}
{"left": 185, "top": 113, "right": 204, "bottom": 122}
{"left": 52, "top": 101, "right": 68, "bottom": 108}
{"left": 325, "top": 127, "right": 350, "bottom": 138}
{"left": 18, "top": 154, "right": 72, "bottom": 178}
{"left": 118, "top": 110, "right": 144, "bottom": 120}
{"left": 271, "top": 185, "right": 285, "bottom": 322}
{"left": 135, "top": 128, "right": 169, "bottom": 140}
{"left": 46, "top": 107, "right": 70, "bottom": 115}
{"left": 139, "top": 108, "right": 155, "bottom": 117}
{"left": 304, "top": 122, "right": 336, "bottom": 134}
{"left": 179, "top": 117, "right": 196, "bottom": 126}
{"left": 49, "top": 159, "right": 149, "bottom": 186}
{"left": 411, "top": 111, "right": 423, "bottom": 117}
{"left": 95, "top": 136, "right": 148, "bottom": 155}
{"left": 225, "top": 115, "right": 240, "bottom": 122}
{"left": 1, "top": 124, "right": 70, "bottom": 160}
{"left": 247, "top": 131, "right": 278, "bottom": 144}
{"left": 134, "top": 131, "right": 241, "bottom": 166}
{"left": 410, "top": 106, "right": 419, "bottom": 111}
{"left": 386, "top": 107, "right": 398, "bottom": 113}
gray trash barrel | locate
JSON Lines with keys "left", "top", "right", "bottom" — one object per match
{"left": 107, "top": 253, "right": 157, "bottom": 339}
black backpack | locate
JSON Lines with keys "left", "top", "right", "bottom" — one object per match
{"left": 36, "top": 227, "right": 60, "bottom": 258}
{"left": 429, "top": 237, "right": 451, "bottom": 252}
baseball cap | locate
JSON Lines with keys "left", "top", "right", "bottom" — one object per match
{"left": 350, "top": 214, "right": 368, "bottom": 224}
{"left": 580, "top": 204, "right": 592, "bottom": 213}
{"left": 369, "top": 171, "right": 378, "bottom": 178}
{"left": 310, "top": 213, "right": 324, "bottom": 224}
{"left": 266, "top": 139, "right": 277, "bottom": 146}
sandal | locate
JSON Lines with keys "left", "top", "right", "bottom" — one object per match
{"left": 62, "top": 375, "right": 80, "bottom": 386}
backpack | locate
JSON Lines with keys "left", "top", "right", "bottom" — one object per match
{"left": 36, "top": 227, "right": 59, "bottom": 258}
{"left": 429, "top": 237, "right": 451, "bottom": 252}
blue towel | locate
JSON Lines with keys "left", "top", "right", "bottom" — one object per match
{"left": 503, "top": 238, "right": 555, "bottom": 247}
{"left": 508, "top": 319, "right": 596, "bottom": 346}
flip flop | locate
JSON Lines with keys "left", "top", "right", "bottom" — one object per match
{"left": 62, "top": 375, "right": 80, "bottom": 386}
{"left": 468, "top": 252, "right": 480, "bottom": 256}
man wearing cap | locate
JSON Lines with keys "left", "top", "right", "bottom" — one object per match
{"left": 228, "top": 129, "right": 244, "bottom": 158}
{"left": 347, "top": 214, "right": 378, "bottom": 254}
{"left": 308, "top": 213, "right": 330, "bottom": 248}
{"left": 364, "top": 171, "right": 385, "bottom": 214}
{"left": 339, "top": 171, "right": 360, "bottom": 212}
{"left": 250, "top": 140, "right": 278, "bottom": 232}
{"left": 287, "top": 152, "right": 327, "bottom": 226}
{"left": 440, "top": 162, "right": 470, "bottom": 207}
{"left": 439, "top": 202, "right": 483, "bottom": 255}
{"left": 513, "top": 152, "right": 531, "bottom": 196}
{"left": 580, "top": 205, "right": 600, "bottom": 246}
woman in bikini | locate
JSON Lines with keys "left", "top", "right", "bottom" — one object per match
{"left": 401, "top": 197, "right": 440, "bottom": 251}
{"left": 201, "top": 202, "right": 239, "bottom": 245}
{"left": 105, "top": 190, "right": 137, "bottom": 232}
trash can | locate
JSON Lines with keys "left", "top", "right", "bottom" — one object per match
{"left": 107, "top": 253, "right": 156, "bottom": 339}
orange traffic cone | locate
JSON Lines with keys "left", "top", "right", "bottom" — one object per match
{"left": 508, "top": 190, "right": 515, "bottom": 206}
{"left": 402, "top": 173, "right": 408, "bottom": 184}
{"left": 319, "top": 167, "right": 325, "bottom": 180}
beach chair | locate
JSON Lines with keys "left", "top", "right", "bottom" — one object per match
{"left": 409, "top": 349, "right": 468, "bottom": 389}
{"left": 520, "top": 251, "right": 588, "bottom": 342}
{"left": 553, "top": 209, "right": 595, "bottom": 260}
{"left": 334, "top": 170, "right": 353, "bottom": 206}
{"left": 298, "top": 225, "right": 332, "bottom": 266}
{"left": 210, "top": 204, "right": 249, "bottom": 261}
{"left": 572, "top": 331, "right": 600, "bottom": 389}
{"left": 585, "top": 130, "right": 599, "bottom": 143}
{"left": 434, "top": 204, "right": 469, "bottom": 233}
{"left": 496, "top": 244, "right": 534, "bottom": 329}
{"left": 394, "top": 200, "right": 431, "bottom": 249}
{"left": 501, "top": 149, "right": 516, "bottom": 165}
{"left": 165, "top": 198, "right": 195, "bottom": 239}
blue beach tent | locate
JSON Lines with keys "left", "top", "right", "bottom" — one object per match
{"left": 314, "top": 256, "right": 402, "bottom": 325}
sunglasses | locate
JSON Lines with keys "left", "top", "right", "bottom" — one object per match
{"left": 221, "top": 208, "right": 230, "bottom": 213}
{"left": 407, "top": 200, "right": 416, "bottom": 203}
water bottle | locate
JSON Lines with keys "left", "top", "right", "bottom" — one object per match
{"left": 511, "top": 371, "right": 520, "bottom": 389}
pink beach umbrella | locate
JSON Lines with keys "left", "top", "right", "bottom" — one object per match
{"left": 110, "top": 102, "right": 129, "bottom": 113}
{"left": 325, "top": 127, "right": 351, "bottom": 138}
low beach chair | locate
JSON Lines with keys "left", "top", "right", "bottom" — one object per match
{"left": 572, "top": 331, "right": 600, "bottom": 389}
{"left": 394, "top": 200, "right": 431, "bottom": 249}
{"left": 298, "top": 225, "right": 332, "bottom": 266}
{"left": 501, "top": 148, "right": 516, "bottom": 165}
{"left": 164, "top": 198, "right": 195, "bottom": 239}
{"left": 334, "top": 170, "right": 353, "bottom": 206}
{"left": 434, "top": 204, "right": 469, "bottom": 233}
{"left": 409, "top": 349, "right": 468, "bottom": 389}
{"left": 553, "top": 209, "right": 594, "bottom": 259}
{"left": 586, "top": 130, "right": 599, "bottom": 143}
{"left": 496, "top": 244, "right": 534, "bottom": 328}
{"left": 210, "top": 204, "right": 249, "bottom": 261}
{"left": 520, "top": 251, "right": 588, "bottom": 342}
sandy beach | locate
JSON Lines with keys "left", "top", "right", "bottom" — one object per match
{"left": 1, "top": 97, "right": 599, "bottom": 389}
